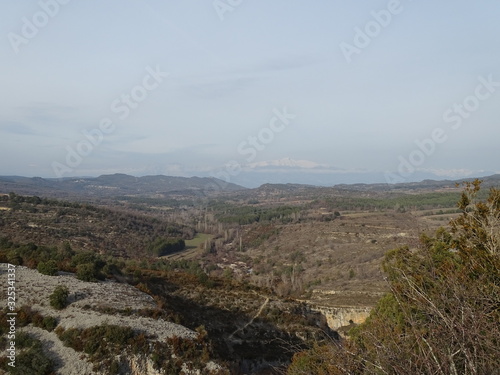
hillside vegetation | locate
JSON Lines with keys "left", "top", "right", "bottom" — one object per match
{"left": 1, "top": 177, "right": 499, "bottom": 373}
{"left": 288, "top": 181, "right": 500, "bottom": 374}
{"left": 0, "top": 193, "right": 193, "bottom": 258}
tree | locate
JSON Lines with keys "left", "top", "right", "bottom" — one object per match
{"left": 149, "top": 238, "right": 185, "bottom": 257}
{"left": 288, "top": 181, "right": 500, "bottom": 374}
{"left": 49, "top": 286, "right": 69, "bottom": 310}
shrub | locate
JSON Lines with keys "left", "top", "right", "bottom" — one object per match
{"left": 76, "top": 262, "right": 101, "bottom": 282}
{"left": 37, "top": 260, "right": 58, "bottom": 276}
{"left": 6, "top": 250, "right": 22, "bottom": 265}
{"left": 71, "top": 251, "right": 99, "bottom": 267}
{"left": 49, "top": 285, "right": 69, "bottom": 310}
{"left": 1, "top": 333, "right": 55, "bottom": 375}
{"left": 32, "top": 313, "right": 58, "bottom": 332}
{"left": 57, "top": 327, "right": 83, "bottom": 351}
{"left": 109, "top": 360, "right": 120, "bottom": 374}
{"left": 288, "top": 181, "right": 500, "bottom": 374}
{"left": 42, "top": 316, "right": 58, "bottom": 332}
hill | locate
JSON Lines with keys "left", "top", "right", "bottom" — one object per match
{"left": 0, "top": 193, "right": 194, "bottom": 258}
{"left": 0, "top": 174, "right": 245, "bottom": 200}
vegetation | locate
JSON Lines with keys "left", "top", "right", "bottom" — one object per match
{"left": 37, "top": 259, "right": 58, "bottom": 276}
{"left": 211, "top": 201, "right": 301, "bottom": 224}
{"left": 56, "top": 324, "right": 138, "bottom": 372}
{"left": 288, "top": 181, "right": 500, "bottom": 374}
{"left": 50, "top": 285, "right": 69, "bottom": 310}
{"left": 148, "top": 237, "right": 186, "bottom": 256}
{"left": 0, "top": 307, "right": 57, "bottom": 374}
{"left": 0, "top": 332, "right": 55, "bottom": 375}
{"left": 1, "top": 177, "right": 499, "bottom": 373}
{"left": 55, "top": 323, "right": 220, "bottom": 374}
{"left": 0, "top": 238, "right": 121, "bottom": 282}
{"left": 0, "top": 192, "right": 193, "bottom": 258}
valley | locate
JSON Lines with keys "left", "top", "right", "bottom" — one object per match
{"left": 1, "top": 173, "right": 499, "bottom": 374}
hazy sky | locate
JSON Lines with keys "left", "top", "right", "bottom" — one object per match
{"left": 1, "top": 1, "right": 499, "bottom": 185}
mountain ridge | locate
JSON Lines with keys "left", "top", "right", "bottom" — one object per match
{"left": 0, "top": 173, "right": 245, "bottom": 199}
{"left": 1, "top": 173, "right": 500, "bottom": 199}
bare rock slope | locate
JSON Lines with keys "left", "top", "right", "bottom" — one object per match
{"left": 4, "top": 264, "right": 197, "bottom": 374}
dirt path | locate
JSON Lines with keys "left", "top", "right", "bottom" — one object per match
{"left": 229, "top": 297, "right": 270, "bottom": 338}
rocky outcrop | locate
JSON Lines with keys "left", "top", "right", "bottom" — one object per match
{"left": 307, "top": 305, "right": 371, "bottom": 330}
{"left": 127, "top": 355, "right": 225, "bottom": 375}
{"left": 128, "top": 355, "right": 162, "bottom": 375}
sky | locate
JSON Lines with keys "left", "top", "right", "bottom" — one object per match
{"left": 1, "top": 0, "right": 499, "bottom": 187}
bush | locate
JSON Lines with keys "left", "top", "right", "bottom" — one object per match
{"left": 76, "top": 262, "right": 102, "bottom": 282}
{"left": 42, "top": 316, "right": 58, "bottom": 331}
{"left": 102, "top": 263, "right": 122, "bottom": 277}
{"left": 37, "top": 260, "right": 58, "bottom": 276}
{"left": 71, "top": 251, "right": 100, "bottom": 267}
{"left": 6, "top": 250, "right": 22, "bottom": 265}
{"left": 57, "top": 327, "right": 83, "bottom": 351}
{"left": 1, "top": 333, "right": 55, "bottom": 375}
{"left": 288, "top": 181, "right": 500, "bottom": 374}
{"left": 49, "top": 286, "right": 69, "bottom": 310}
{"left": 72, "top": 253, "right": 106, "bottom": 281}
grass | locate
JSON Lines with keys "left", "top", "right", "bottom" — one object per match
{"left": 161, "top": 233, "right": 213, "bottom": 261}
{"left": 185, "top": 233, "right": 213, "bottom": 250}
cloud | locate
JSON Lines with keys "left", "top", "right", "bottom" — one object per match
{"left": 2, "top": 103, "right": 82, "bottom": 140}
{"left": 15, "top": 103, "right": 78, "bottom": 123}
{"left": 0, "top": 122, "right": 37, "bottom": 135}
{"left": 416, "top": 168, "right": 476, "bottom": 178}
{"left": 243, "top": 158, "right": 346, "bottom": 173}
{"left": 250, "top": 55, "right": 320, "bottom": 73}
{"left": 246, "top": 157, "right": 332, "bottom": 170}
{"left": 178, "top": 55, "right": 318, "bottom": 99}
{"left": 180, "top": 76, "right": 258, "bottom": 99}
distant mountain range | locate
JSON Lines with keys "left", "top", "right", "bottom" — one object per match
{"left": 0, "top": 174, "right": 245, "bottom": 199}
{"left": 1, "top": 173, "right": 499, "bottom": 200}
{"left": 200, "top": 158, "right": 498, "bottom": 188}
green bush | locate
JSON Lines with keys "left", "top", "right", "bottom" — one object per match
{"left": 42, "top": 316, "right": 58, "bottom": 332}
{"left": 31, "top": 312, "right": 58, "bottom": 332}
{"left": 6, "top": 250, "right": 22, "bottom": 265}
{"left": 57, "top": 327, "right": 83, "bottom": 351}
{"left": 76, "top": 262, "right": 102, "bottom": 282}
{"left": 71, "top": 252, "right": 101, "bottom": 267}
{"left": 72, "top": 252, "right": 106, "bottom": 281}
{"left": 37, "top": 260, "right": 58, "bottom": 276}
{"left": 49, "top": 285, "right": 69, "bottom": 310}
{"left": 109, "top": 360, "right": 120, "bottom": 374}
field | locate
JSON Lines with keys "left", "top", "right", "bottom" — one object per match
{"left": 162, "top": 233, "right": 214, "bottom": 261}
